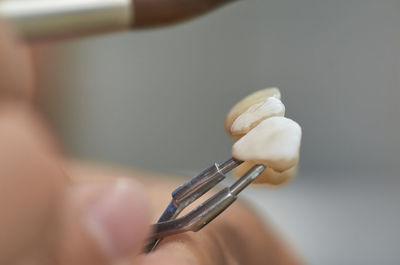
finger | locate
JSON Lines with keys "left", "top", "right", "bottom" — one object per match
{"left": 140, "top": 228, "right": 229, "bottom": 265}
{"left": 0, "top": 105, "right": 66, "bottom": 264}
{"left": 0, "top": 103, "right": 62, "bottom": 155}
{"left": 140, "top": 201, "right": 303, "bottom": 265}
{"left": 0, "top": 20, "right": 35, "bottom": 101}
{"left": 56, "top": 178, "right": 151, "bottom": 265}
{"left": 139, "top": 241, "right": 200, "bottom": 265}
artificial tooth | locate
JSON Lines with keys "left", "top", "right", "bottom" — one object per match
{"left": 232, "top": 116, "right": 302, "bottom": 172}
{"left": 225, "top": 87, "right": 281, "bottom": 134}
{"left": 230, "top": 97, "right": 285, "bottom": 136}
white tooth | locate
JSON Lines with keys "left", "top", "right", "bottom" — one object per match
{"left": 225, "top": 87, "right": 281, "bottom": 134}
{"left": 230, "top": 97, "right": 285, "bottom": 136}
{"left": 232, "top": 117, "right": 302, "bottom": 172}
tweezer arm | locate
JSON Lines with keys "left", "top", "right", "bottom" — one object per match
{"left": 156, "top": 158, "right": 242, "bottom": 223}
{"left": 150, "top": 164, "right": 266, "bottom": 240}
{"left": 146, "top": 158, "right": 243, "bottom": 251}
{"left": 151, "top": 187, "right": 235, "bottom": 239}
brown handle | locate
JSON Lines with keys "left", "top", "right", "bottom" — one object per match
{"left": 133, "top": 0, "right": 236, "bottom": 28}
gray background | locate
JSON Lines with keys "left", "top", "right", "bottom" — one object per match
{"left": 36, "top": 1, "right": 400, "bottom": 264}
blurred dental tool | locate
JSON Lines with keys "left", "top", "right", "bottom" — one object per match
{"left": 0, "top": 0, "right": 235, "bottom": 41}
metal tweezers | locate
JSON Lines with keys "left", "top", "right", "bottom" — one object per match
{"left": 146, "top": 157, "right": 266, "bottom": 252}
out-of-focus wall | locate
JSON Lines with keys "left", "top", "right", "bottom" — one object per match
{"left": 37, "top": 0, "right": 400, "bottom": 175}
{"left": 35, "top": 1, "right": 400, "bottom": 264}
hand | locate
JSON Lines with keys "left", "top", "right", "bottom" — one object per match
{"left": 0, "top": 21, "right": 303, "bottom": 265}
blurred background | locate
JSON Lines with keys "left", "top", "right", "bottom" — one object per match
{"left": 34, "top": 1, "right": 400, "bottom": 264}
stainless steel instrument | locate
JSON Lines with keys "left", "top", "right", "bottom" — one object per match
{"left": 146, "top": 157, "right": 265, "bottom": 252}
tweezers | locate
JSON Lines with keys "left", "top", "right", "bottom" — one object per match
{"left": 146, "top": 157, "right": 266, "bottom": 252}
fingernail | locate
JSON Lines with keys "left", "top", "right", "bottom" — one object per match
{"left": 83, "top": 179, "right": 150, "bottom": 260}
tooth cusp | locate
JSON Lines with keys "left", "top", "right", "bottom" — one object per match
{"left": 225, "top": 87, "right": 281, "bottom": 134}
{"left": 230, "top": 97, "right": 285, "bottom": 136}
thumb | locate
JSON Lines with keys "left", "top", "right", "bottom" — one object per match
{"left": 56, "top": 179, "right": 151, "bottom": 265}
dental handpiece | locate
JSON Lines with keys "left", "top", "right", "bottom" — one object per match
{"left": 0, "top": 0, "right": 235, "bottom": 42}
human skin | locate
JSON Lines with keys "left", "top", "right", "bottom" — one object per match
{"left": 0, "top": 21, "right": 304, "bottom": 265}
